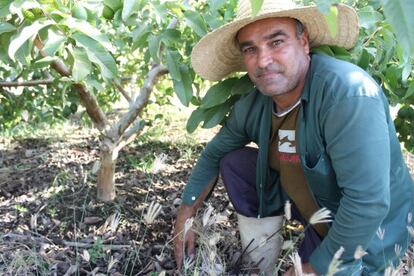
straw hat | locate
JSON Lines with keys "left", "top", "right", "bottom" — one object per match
{"left": 191, "top": 0, "right": 359, "bottom": 81}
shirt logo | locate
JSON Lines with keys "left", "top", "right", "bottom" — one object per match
{"left": 278, "top": 130, "right": 296, "bottom": 153}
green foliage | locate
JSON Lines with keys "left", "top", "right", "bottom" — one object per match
{"left": 250, "top": 0, "right": 264, "bottom": 16}
{"left": 185, "top": 0, "right": 414, "bottom": 152}
{"left": 0, "top": 0, "right": 413, "bottom": 153}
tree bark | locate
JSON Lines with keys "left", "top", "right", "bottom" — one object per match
{"left": 97, "top": 140, "right": 118, "bottom": 202}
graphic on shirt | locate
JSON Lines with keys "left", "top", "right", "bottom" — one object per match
{"left": 278, "top": 130, "right": 296, "bottom": 153}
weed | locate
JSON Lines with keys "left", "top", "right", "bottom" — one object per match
{"left": 88, "top": 237, "right": 105, "bottom": 263}
{"left": 14, "top": 204, "right": 28, "bottom": 214}
{"left": 0, "top": 247, "right": 49, "bottom": 275}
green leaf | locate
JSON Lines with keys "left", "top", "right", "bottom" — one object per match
{"left": 358, "top": 6, "right": 383, "bottom": 29}
{"left": 131, "top": 23, "right": 150, "bottom": 48}
{"left": 104, "top": 0, "right": 122, "bottom": 12}
{"left": 209, "top": 0, "right": 226, "bottom": 11}
{"left": 186, "top": 108, "right": 205, "bottom": 133}
{"left": 250, "top": 0, "right": 264, "bottom": 17}
{"left": 173, "top": 65, "right": 193, "bottom": 106}
{"left": 8, "top": 20, "right": 53, "bottom": 60}
{"left": 0, "top": 22, "right": 16, "bottom": 36}
{"left": 312, "top": 45, "right": 335, "bottom": 56}
{"left": 32, "top": 56, "right": 55, "bottom": 69}
{"left": 357, "top": 48, "right": 370, "bottom": 70}
{"left": 161, "top": 29, "right": 181, "bottom": 45}
{"left": 0, "top": 0, "right": 13, "bottom": 18}
{"left": 202, "top": 100, "right": 233, "bottom": 128}
{"left": 151, "top": 1, "right": 169, "bottom": 24}
{"left": 60, "top": 18, "right": 113, "bottom": 52}
{"left": 122, "top": 0, "right": 140, "bottom": 21}
{"left": 382, "top": 0, "right": 414, "bottom": 55}
{"left": 201, "top": 78, "right": 238, "bottom": 109}
{"left": 73, "top": 32, "right": 118, "bottom": 80}
{"left": 230, "top": 74, "right": 254, "bottom": 95}
{"left": 403, "top": 81, "right": 414, "bottom": 100}
{"left": 72, "top": 47, "right": 92, "bottom": 82}
{"left": 324, "top": 5, "right": 338, "bottom": 39}
{"left": 42, "top": 32, "right": 66, "bottom": 56}
{"left": 330, "top": 46, "right": 350, "bottom": 61}
{"left": 165, "top": 50, "right": 182, "bottom": 81}
{"left": 148, "top": 34, "right": 162, "bottom": 63}
{"left": 184, "top": 10, "right": 208, "bottom": 37}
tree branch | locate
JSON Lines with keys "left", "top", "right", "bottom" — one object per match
{"left": 0, "top": 78, "right": 53, "bottom": 87}
{"left": 109, "top": 64, "right": 168, "bottom": 140}
{"left": 34, "top": 36, "right": 109, "bottom": 132}
{"left": 113, "top": 80, "right": 132, "bottom": 103}
{"left": 115, "top": 119, "right": 145, "bottom": 151}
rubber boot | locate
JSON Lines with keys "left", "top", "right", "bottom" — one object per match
{"left": 237, "top": 213, "right": 284, "bottom": 275}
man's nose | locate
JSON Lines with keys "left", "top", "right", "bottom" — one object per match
{"left": 257, "top": 48, "right": 273, "bottom": 68}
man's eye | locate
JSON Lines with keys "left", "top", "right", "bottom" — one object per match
{"left": 242, "top": 47, "right": 256, "bottom": 54}
{"left": 271, "top": 40, "right": 283, "bottom": 47}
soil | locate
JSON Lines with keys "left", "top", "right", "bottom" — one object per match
{"left": 0, "top": 122, "right": 413, "bottom": 275}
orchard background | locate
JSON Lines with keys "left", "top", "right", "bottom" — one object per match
{"left": 0, "top": 0, "right": 413, "bottom": 274}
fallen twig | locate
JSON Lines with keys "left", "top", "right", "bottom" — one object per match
{"left": 63, "top": 240, "right": 130, "bottom": 250}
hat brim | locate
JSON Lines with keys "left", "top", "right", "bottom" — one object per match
{"left": 191, "top": 4, "right": 359, "bottom": 81}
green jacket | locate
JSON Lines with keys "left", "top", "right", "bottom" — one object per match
{"left": 182, "top": 54, "right": 414, "bottom": 275}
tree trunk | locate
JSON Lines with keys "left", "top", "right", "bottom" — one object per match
{"left": 97, "top": 141, "right": 118, "bottom": 202}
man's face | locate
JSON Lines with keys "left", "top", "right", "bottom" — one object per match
{"left": 237, "top": 18, "right": 310, "bottom": 98}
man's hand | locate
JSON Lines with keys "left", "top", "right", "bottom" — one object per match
{"left": 173, "top": 204, "right": 196, "bottom": 268}
{"left": 284, "top": 262, "right": 318, "bottom": 276}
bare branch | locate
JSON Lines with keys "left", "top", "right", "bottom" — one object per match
{"left": 115, "top": 119, "right": 145, "bottom": 151}
{"left": 34, "top": 36, "right": 109, "bottom": 132}
{"left": 109, "top": 64, "right": 168, "bottom": 139}
{"left": 113, "top": 80, "right": 132, "bottom": 103}
{"left": 0, "top": 78, "right": 54, "bottom": 87}
{"left": 63, "top": 241, "right": 130, "bottom": 250}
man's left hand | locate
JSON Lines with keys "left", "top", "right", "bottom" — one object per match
{"left": 284, "top": 262, "right": 319, "bottom": 276}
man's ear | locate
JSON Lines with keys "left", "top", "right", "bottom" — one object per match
{"left": 300, "top": 30, "right": 310, "bottom": 54}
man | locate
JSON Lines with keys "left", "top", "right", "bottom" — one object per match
{"left": 174, "top": 0, "right": 414, "bottom": 275}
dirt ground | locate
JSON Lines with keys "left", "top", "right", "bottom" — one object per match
{"left": 0, "top": 120, "right": 413, "bottom": 275}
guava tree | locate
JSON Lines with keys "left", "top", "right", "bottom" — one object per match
{"left": 0, "top": 0, "right": 240, "bottom": 201}
{"left": 1, "top": 0, "right": 413, "bottom": 203}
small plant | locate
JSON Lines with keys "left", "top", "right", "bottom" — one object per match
{"left": 14, "top": 204, "right": 28, "bottom": 214}
{"left": 88, "top": 237, "right": 105, "bottom": 263}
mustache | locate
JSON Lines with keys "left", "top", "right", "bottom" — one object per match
{"left": 255, "top": 63, "right": 285, "bottom": 77}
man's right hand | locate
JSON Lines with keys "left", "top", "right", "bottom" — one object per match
{"left": 173, "top": 204, "right": 196, "bottom": 268}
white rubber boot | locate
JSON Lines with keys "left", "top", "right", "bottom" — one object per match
{"left": 237, "top": 213, "right": 284, "bottom": 275}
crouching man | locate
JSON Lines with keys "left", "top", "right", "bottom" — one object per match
{"left": 174, "top": 0, "right": 414, "bottom": 274}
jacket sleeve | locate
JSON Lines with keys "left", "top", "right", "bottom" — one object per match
{"left": 182, "top": 101, "right": 252, "bottom": 205}
{"left": 309, "top": 95, "right": 391, "bottom": 275}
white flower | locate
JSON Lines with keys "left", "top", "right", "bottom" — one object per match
{"left": 284, "top": 200, "right": 292, "bottom": 221}
{"left": 107, "top": 255, "right": 118, "bottom": 272}
{"left": 151, "top": 153, "right": 167, "bottom": 173}
{"left": 289, "top": 251, "right": 303, "bottom": 276}
{"left": 309, "top": 207, "right": 332, "bottom": 225}
{"left": 326, "top": 246, "right": 345, "bottom": 276}
{"left": 144, "top": 201, "right": 162, "bottom": 225}
{"left": 202, "top": 204, "right": 215, "bottom": 227}
{"left": 384, "top": 266, "right": 400, "bottom": 276}
{"left": 108, "top": 212, "right": 122, "bottom": 232}
{"left": 394, "top": 244, "right": 401, "bottom": 257}
{"left": 80, "top": 249, "right": 90, "bottom": 262}
{"left": 407, "top": 226, "right": 414, "bottom": 238}
{"left": 184, "top": 217, "right": 194, "bottom": 236}
{"left": 353, "top": 245, "right": 367, "bottom": 260}
{"left": 333, "top": 246, "right": 345, "bottom": 260}
{"left": 30, "top": 213, "right": 38, "bottom": 230}
{"left": 376, "top": 227, "right": 385, "bottom": 241}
